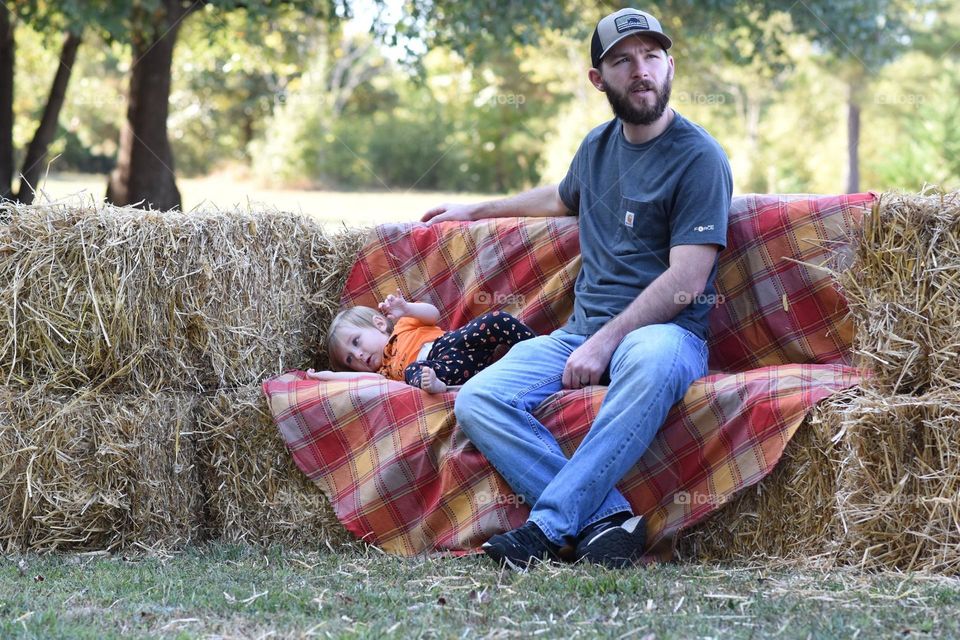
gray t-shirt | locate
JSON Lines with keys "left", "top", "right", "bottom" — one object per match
{"left": 558, "top": 112, "right": 733, "bottom": 340}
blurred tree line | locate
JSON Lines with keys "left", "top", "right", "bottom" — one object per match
{"left": 1, "top": 0, "right": 958, "bottom": 211}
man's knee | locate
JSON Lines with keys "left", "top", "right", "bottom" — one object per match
{"left": 611, "top": 324, "right": 705, "bottom": 383}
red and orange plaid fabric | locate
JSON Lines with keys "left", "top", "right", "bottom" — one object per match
{"left": 709, "top": 194, "right": 874, "bottom": 371}
{"left": 337, "top": 217, "right": 581, "bottom": 336}
{"left": 263, "top": 194, "right": 876, "bottom": 559}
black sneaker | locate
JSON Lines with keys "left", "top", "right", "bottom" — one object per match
{"left": 481, "top": 522, "right": 563, "bottom": 571}
{"left": 574, "top": 513, "right": 646, "bottom": 568}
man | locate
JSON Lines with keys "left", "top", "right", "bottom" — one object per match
{"left": 422, "top": 8, "right": 732, "bottom": 570}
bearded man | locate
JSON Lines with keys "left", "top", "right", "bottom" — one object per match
{"left": 422, "top": 8, "right": 733, "bottom": 570}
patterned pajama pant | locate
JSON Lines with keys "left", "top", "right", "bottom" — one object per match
{"left": 404, "top": 311, "right": 535, "bottom": 388}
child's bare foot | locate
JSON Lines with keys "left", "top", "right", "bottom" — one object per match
{"left": 420, "top": 366, "right": 447, "bottom": 394}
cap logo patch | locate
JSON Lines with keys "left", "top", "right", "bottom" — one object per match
{"left": 615, "top": 14, "right": 649, "bottom": 33}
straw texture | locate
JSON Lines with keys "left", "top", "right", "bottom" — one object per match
{"left": 0, "top": 200, "right": 365, "bottom": 551}
{"left": 840, "top": 190, "right": 960, "bottom": 394}
{"left": 676, "top": 390, "right": 853, "bottom": 565}
{"left": 836, "top": 388, "right": 960, "bottom": 573}
{"left": 0, "top": 201, "right": 366, "bottom": 392}
{"left": 197, "top": 385, "right": 350, "bottom": 547}
{"left": 0, "top": 385, "right": 202, "bottom": 552}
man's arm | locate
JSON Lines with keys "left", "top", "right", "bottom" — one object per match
{"left": 421, "top": 184, "right": 570, "bottom": 224}
{"left": 561, "top": 243, "right": 719, "bottom": 389}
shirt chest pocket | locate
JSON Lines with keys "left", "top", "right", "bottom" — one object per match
{"left": 614, "top": 198, "right": 669, "bottom": 255}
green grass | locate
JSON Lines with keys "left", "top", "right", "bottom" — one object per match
{"left": 24, "top": 172, "right": 494, "bottom": 228}
{"left": 2, "top": 543, "right": 957, "bottom": 639}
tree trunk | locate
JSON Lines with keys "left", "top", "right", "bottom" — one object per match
{"left": 0, "top": 6, "right": 15, "bottom": 200}
{"left": 846, "top": 80, "right": 861, "bottom": 194}
{"left": 16, "top": 31, "right": 82, "bottom": 204}
{"left": 107, "top": 0, "right": 194, "bottom": 211}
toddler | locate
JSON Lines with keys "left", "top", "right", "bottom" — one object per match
{"left": 308, "top": 290, "right": 534, "bottom": 393}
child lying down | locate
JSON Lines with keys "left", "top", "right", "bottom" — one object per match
{"left": 308, "top": 290, "right": 534, "bottom": 394}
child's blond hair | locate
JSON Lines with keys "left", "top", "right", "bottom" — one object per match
{"left": 325, "top": 306, "right": 395, "bottom": 370}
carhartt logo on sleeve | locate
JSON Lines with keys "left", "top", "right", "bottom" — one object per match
{"left": 624, "top": 211, "right": 635, "bottom": 227}
{"left": 694, "top": 224, "right": 715, "bottom": 232}
{"left": 615, "top": 14, "right": 649, "bottom": 33}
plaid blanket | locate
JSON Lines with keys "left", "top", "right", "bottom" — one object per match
{"left": 264, "top": 194, "right": 876, "bottom": 558}
{"left": 337, "top": 217, "right": 581, "bottom": 337}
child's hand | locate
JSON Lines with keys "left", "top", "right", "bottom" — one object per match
{"left": 378, "top": 289, "right": 409, "bottom": 322}
{"left": 306, "top": 368, "right": 329, "bottom": 380}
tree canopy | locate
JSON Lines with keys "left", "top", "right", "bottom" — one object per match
{"left": 1, "top": 0, "right": 957, "bottom": 208}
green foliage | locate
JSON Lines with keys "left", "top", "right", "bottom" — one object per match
{"left": 253, "top": 39, "right": 567, "bottom": 192}
{"left": 11, "top": 0, "right": 960, "bottom": 195}
{"left": 10, "top": 22, "right": 125, "bottom": 176}
{"left": 776, "top": 0, "right": 939, "bottom": 71}
{"left": 386, "top": 0, "right": 578, "bottom": 64}
{"left": 169, "top": 8, "right": 331, "bottom": 175}
{"left": 862, "top": 53, "right": 960, "bottom": 190}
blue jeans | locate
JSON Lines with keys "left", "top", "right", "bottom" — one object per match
{"left": 454, "top": 323, "right": 708, "bottom": 545}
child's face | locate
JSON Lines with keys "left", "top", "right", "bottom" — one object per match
{"left": 333, "top": 320, "right": 390, "bottom": 372}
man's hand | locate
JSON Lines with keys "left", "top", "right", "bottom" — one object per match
{"left": 421, "top": 203, "right": 479, "bottom": 225}
{"left": 378, "top": 289, "right": 409, "bottom": 322}
{"left": 562, "top": 332, "right": 619, "bottom": 389}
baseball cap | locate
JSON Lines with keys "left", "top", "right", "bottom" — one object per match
{"left": 591, "top": 8, "right": 672, "bottom": 69}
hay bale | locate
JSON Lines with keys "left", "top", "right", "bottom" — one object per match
{"left": 0, "top": 200, "right": 367, "bottom": 392}
{"left": 676, "top": 390, "right": 853, "bottom": 565}
{"left": 835, "top": 388, "right": 960, "bottom": 574}
{"left": 681, "top": 386, "right": 960, "bottom": 575}
{"left": 196, "top": 386, "right": 350, "bottom": 548}
{"left": 0, "top": 385, "right": 202, "bottom": 552}
{"left": 840, "top": 190, "right": 960, "bottom": 395}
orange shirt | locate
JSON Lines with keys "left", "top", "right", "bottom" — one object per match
{"left": 379, "top": 317, "right": 446, "bottom": 381}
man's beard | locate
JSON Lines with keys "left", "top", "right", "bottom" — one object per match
{"left": 604, "top": 75, "right": 672, "bottom": 126}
